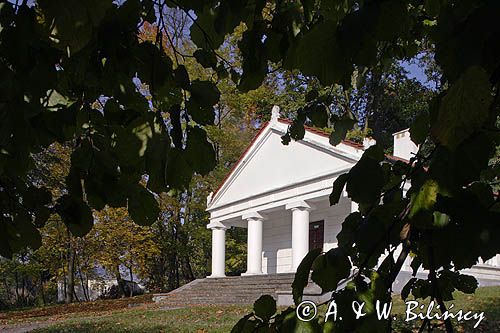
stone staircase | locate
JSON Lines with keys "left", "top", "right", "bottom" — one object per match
{"left": 152, "top": 273, "right": 297, "bottom": 307}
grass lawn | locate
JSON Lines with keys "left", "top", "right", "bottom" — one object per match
{"left": 0, "top": 287, "right": 498, "bottom": 332}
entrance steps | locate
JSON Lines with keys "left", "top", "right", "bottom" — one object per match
{"left": 152, "top": 273, "right": 298, "bottom": 307}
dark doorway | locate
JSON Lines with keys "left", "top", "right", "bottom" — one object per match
{"left": 309, "top": 221, "right": 324, "bottom": 251}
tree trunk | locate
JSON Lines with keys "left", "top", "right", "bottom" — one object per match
{"left": 129, "top": 266, "right": 134, "bottom": 297}
{"left": 78, "top": 267, "right": 89, "bottom": 302}
{"left": 115, "top": 265, "right": 126, "bottom": 298}
{"left": 65, "top": 244, "right": 76, "bottom": 303}
{"left": 40, "top": 272, "right": 46, "bottom": 306}
{"left": 21, "top": 276, "right": 26, "bottom": 306}
{"left": 182, "top": 256, "right": 195, "bottom": 282}
{"left": 14, "top": 271, "right": 20, "bottom": 303}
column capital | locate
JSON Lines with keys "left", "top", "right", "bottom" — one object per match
{"left": 242, "top": 211, "right": 266, "bottom": 221}
{"left": 207, "top": 221, "right": 228, "bottom": 230}
{"left": 285, "top": 200, "right": 314, "bottom": 211}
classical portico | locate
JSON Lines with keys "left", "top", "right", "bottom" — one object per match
{"left": 206, "top": 106, "right": 366, "bottom": 278}
{"left": 207, "top": 196, "right": 358, "bottom": 278}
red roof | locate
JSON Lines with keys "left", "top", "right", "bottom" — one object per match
{"left": 277, "top": 118, "right": 365, "bottom": 149}
{"left": 209, "top": 118, "right": 406, "bottom": 203}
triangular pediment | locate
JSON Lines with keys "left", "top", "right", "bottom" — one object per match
{"left": 208, "top": 120, "right": 364, "bottom": 211}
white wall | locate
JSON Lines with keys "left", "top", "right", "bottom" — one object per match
{"left": 258, "top": 197, "right": 500, "bottom": 282}
{"left": 262, "top": 210, "right": 292, "bottom": 274}
{"left": 393, "top": 129, "right": 418, "bottom": 160}
{"left": 261, "top": 197, "right": 351, "bottom": 274}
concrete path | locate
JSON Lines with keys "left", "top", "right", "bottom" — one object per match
{"left": 0, "top": 321, "right": 52, "bottom": 333}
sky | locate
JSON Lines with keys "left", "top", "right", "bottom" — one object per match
{"left": 404, "top": 61, "right": 428, "bottom": 84}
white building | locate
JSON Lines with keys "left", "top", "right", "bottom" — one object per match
{"left": 205, "top": 107, "right": 500, "bottom": 284}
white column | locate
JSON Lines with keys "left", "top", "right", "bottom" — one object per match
{"left": 242, "top": 212, "right": 265, "bottom": 275}
{"left": 286, "top": 201, "right": 312, "bottom": 271}
{"left": 208, "top": 225, "right": 227, "bottom": 278}
{"left": 351, "top": 200, "right": 359, "bottom": 213}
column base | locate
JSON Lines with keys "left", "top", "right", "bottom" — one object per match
{"left": 241, "top": 271, "right": 265, "bottom": 276}
{"left": 207, "top": 274, "right": 226, "bottom": 278}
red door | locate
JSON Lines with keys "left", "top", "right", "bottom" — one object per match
{"left": 309, "top": 221, "right": 324, "bottom": 251}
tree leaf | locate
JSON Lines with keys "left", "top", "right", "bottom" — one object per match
{"left": 185, "top": 126, "right": 216, "bottom": 176}
{"left": 253, "top": 295, "right": 277, "bottom": 321}
{"left": 311, "top": 248, "right": 351, "bottom": 293}
{"left": 193, "top": 49, "right": 217, "bottom": 69}
{"left": 230, "top": 313, "right": 254, "bottom": 333}
{"left": 238, "top": 27, "right": 267, "bottom": 92}
{"left": 346, "top": 146, "right": 384, "bottom": 204}
{"left": 128, "top": 185, "right": 159, "bottom": 226}
{"left": 285, "top": 20, "right": 349, "bottom": 85}
{"left": 56, "top": 194, "right": 93, "bottom": 237}
{"left": 401, "top": 278, "right": 417, "bottom": 300}
{"left": 455, "top": 274, "right": 478, "bottom": 294}
{"left": 408, "top": 179, "right": 439, "bottom": 219}
{"left": 189, "top": 80, "right": 220, "bottom": 107}
{"left": 291, "top": 248, "right": 322, "bottom": 305}
{"left": 329, "top": 115, "right": 356, "bottom": 146}
{"left": 330, "top": 173, "right": 349, "bottom": 205}
{"left": 306, "top": 104, "right": 328, "bottom": 128}
{"left": 431, "top": 66, "right": 492, "bottom": 149}
{"left": 337, "top": 212, "right": 361, "bottom": 248}
{"left": 409, "top": 112, "right": 429, "bottom": 145}
{"left": 174, "top": 65, "right": 190, "bottom": 89}
{"left": 36, "top": 0, "right": 112, "bottom": 54}
{"left": 190, "top": 5, "right": 224, "bottom": 49}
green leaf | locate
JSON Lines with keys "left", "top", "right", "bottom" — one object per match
{"left": 174, "top": 65, "right": 190, "bottom": 90}
{"left": 411, "top": 279, "right": 432, "bottom": 299}
{"left": 36, "top": 0, "right": 112, "bottom": 54}
{"left": 431, "top": 66, "right": 493, "bottom": 149}
{"left": 376, "top": 0, "right": 410, "bottom": 41}
{"left": 280, "top": 309, "right": 322, "bottom": 332}
{"left": 186, "top": 80, "right": 219, "bottom": 125}
{"left": 424, "top": 0, "right": 441, "bottom": 17}
{"left": 231, "top": 313, "right": 254, "bottom": 333}
{"left": 306, "top": 104, "right": 328, "bottom": 128}
{"left": 15, "top": 210, "right": 42, "bottom": 251}
{"left": 329, "top": 115, "right": 356, "bottom": 146}
{"left": 189, "top": 80, "right": 220, "bottom": 107}
{"left": 185, "top": 126, "right": 216, "bottom": 176}
{"left": 285, "top": 20, "right": 349, "bottom": 85}
{"left": 190, "top": 6, "right": 224, "bottom": 49}
{"left": 408, "top": 179, "right": 439, "bottom": 219}
{"left": 238, "top": 27, "right": 267, "bottom": 92}
{"left": 305, "top": 89, "right": 319, "bottom": 102}
{"left": 145, "top": 116, "right": 171, "bottom": 193}
{"left": 288, "top": 118, "right": 306, "bottom": 141}
{"left": 135, "top": 42, "right": 173, "bottom": 91}
{"left": 401, "top": 278, "right": 417, "bottom": 300}
{"left": 346, "top": 146, "right": 384, "bottom": 204}
{"left": 455, "top": 274, "right": 478, "bottom": 294}
{"left": 311, "top": 248, "right": 351, "bottom": 293}
{"left": 57, "top": 194, "right": 93, "bottom": 237}
{"left": 253, "top": 295, "right": 276, "bottom": 321}
{"left": 337, "top": 212, "right": 361, "bottom": 247}
{"left": 329, "top": 173, "right": 349, "bottom": 205}
{"left": 186, "top": 100, "right": 215, "bottom": 125}
{"left": 432, "top": 211, "right": 450, "bottom": 227}
{"left": 409, "top": 112, "right": 429, "bottom": 145}
{"left": 128, "top": 185, "right": 159, "bottom": 226}
{"left": 291, "top": 248, "right": 322, "bottom": 305}
{"left": 165, "top": 148, "right": 193, "bottom": 189}
{"left": 194, "top": 49, "right": 217, "bottom": 69}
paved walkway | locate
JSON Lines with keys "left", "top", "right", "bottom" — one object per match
{"left": 0, "top": 321, "right": 52, "bottom": 333}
